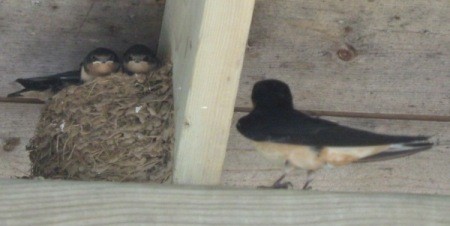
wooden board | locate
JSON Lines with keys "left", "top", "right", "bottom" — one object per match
{"left": 0, "top": 103, "right": 42, "bottom": 178}
{"left": 223, "top": 113, "right": 450, "bottom": 194}
{"left": 0, "top": 149, "right": 30, "bottom": 178}
{"left": 158, "top": 0, "right": 255, "bottom": 185}
{"left": 1, "top": 0, "right": 449, "bottom": 196}
{"left": 237, "top": 0, "right": 450, "bottom": 115}
{"left": 1, "top": 179, "right": 450, "bottom": 226}
{"left": 0, "top": 0, "right": 164, "bottom": 97}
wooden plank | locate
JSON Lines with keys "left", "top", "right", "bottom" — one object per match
{"left": 0, "top": 0, "right": 164, "bottom": 97}
{"left": 1, "top": 179, "right": 450, "bottom": 226}
{"left": 0, "top": 145, "right": 30, "bottom": 178}
{"left": 0, "top": 103, "right": 42, "bottom": 178}
{"left": 0, "top": 103, "right": 41, "bottom": 138}
{"left": 237, "top": 0, "right": 450, "bottom": 115}
{"left": 158, "top": 0, "right": 255, "bottom": 185}
{"left": 0, "top": 98, "right": 44, "bottom": 105}
{"left": 223, "top": 113, "right": 450, "bottom": 194}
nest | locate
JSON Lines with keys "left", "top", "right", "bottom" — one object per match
{"left": 28, "top": 64, "right": 174, "bottom": 183}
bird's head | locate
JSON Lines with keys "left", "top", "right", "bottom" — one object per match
{"left": 123, "top": 44, "right": 159, "bottom": 75}
{"left": 83, "top": 47, "right": 120, "bottom": 77}
{"left": 251, "top": 79, "right": 294, "bottom": 110}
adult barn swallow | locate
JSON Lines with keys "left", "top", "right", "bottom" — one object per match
{"left": 7, "top": 48, "right": 120, "bottom": 100}
{"left": 122, "top": 44, "right": 159, "bottom": 76}
{"left": 236, "top": 79, "right": 433, "bottom": 189}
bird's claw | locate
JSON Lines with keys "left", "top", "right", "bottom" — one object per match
{"left": 257, "top": 181, "right": 293, "bottom": 189}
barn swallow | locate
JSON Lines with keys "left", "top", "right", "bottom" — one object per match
{"left": 7, "top": 47, "right": 120, "bottom": 100}
{"left": 236, "top": 79, "right": 433, "bottom": 189}
{"left": 122, "top": 44, "right": 159, "bottom": 76}
{"left": 80, "top": 47, "right": 121, "bottom": 81}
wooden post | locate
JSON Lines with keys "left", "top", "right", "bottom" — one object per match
{"left": 158, "top": 0, "right": 255, "bottom": 185}
{"left": 1, "top": 179, "right": 450, "bottom": 225}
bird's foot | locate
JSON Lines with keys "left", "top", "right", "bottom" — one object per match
{"left": 302, "top": 170, "right": 314, "bottom": 190}
{"left": 257, "top": 181, "right": 293, "bottom": 189}
{"left": 302, "top": 183, "right": 312, "bottom": 190}
{"left": 257, "top": 174, "right": 293, "bottom": 189}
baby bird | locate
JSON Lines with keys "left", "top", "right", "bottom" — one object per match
{"left": 7, "top": 47, "right": 120, "bottom": 100}
{"left": 122, "top": 44, "right": 159, "bottom": 76}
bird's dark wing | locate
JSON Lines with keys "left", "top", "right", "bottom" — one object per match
{"left": 50, "top": 70, "right": 82, "bottom": 92}
{"left": 7, "top": 70, "right": 81, "bottom": 97}
{"left": 56, "top": 70, "right": 82, "bottom": 82}
{"left": 237, "top": 109, "right": 429, "bottom": 146}
{"left": 15, "top": 70, "right": 81, "bottom": 88}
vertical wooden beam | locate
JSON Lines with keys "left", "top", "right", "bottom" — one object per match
{"left": 158, "top": 0, "right": 255, "bottom": 185}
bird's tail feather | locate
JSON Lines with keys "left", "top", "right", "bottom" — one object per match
{"left": 15, "top": 70, "right": 81, "bottom": 88}
{"left": 16, "top": 78, "right": 33, "bottom": 88}
{"left": 15, "top": 78, "right": 52, "bottom": 90}
{"left": 6, "top": 89, "right": 28, "bottom": 97}
{"left": 356, "top": 141, "right": 433, "bottom": 163}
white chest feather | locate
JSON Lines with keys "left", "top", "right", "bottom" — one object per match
{"left": 81, "top": 67, "right": 94, "bottom": 82}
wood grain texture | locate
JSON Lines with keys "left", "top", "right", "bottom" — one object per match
{"left": 1, "top": 0, "right": 449, "bottom": 197}
{"left": 0, "top": 0, "right": 164, "bottom": 97}
{"left": 158, "top": 0, "right": 255, "bottom": 185}
{"left": 0, "top": 104, "right": 42, "bottom": 139}
{"left": 1, "top": 179, "right": 450, "bottom": 226}
{"left": 0, "top": 147, "right": 30, "bottom": 179}
{"left": 238, "top": 0, "right": 450, "bottom": 115}
{"left": 223, "top": 113, "right": 450, "bottom": 194}
{"left": 0, "top": 103, "right": 42, "bottom": 178}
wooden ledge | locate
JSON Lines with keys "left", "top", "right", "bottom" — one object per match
{"left": 1, "top": 179, "right": 449, "bottom": 225}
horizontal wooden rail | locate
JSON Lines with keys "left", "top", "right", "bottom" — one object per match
{"left": 0, "top": 97, "right": 45, "bottom": 104}
{"left": 2, "top": 97, "right": 449, "bottom": 122}
{"left": 1, "top": 179, "right": 450, "bottom": 225}
{"left": 235, "top": 107, "right": 450, "bottom": 122}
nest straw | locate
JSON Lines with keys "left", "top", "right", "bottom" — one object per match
{"left": 29, "top": 64, "right": 174, "bottom": 183}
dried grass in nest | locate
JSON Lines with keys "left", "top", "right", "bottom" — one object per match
{"left": 29, "top": 64, "right": 174, "bottom": 183}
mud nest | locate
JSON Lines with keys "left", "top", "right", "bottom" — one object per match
{"left": 29, "top": 64, "right": 173, "bottom": 183}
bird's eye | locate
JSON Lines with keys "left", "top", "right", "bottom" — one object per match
{"left": 90, "top": 55, "right": 97, "bottom": 61}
